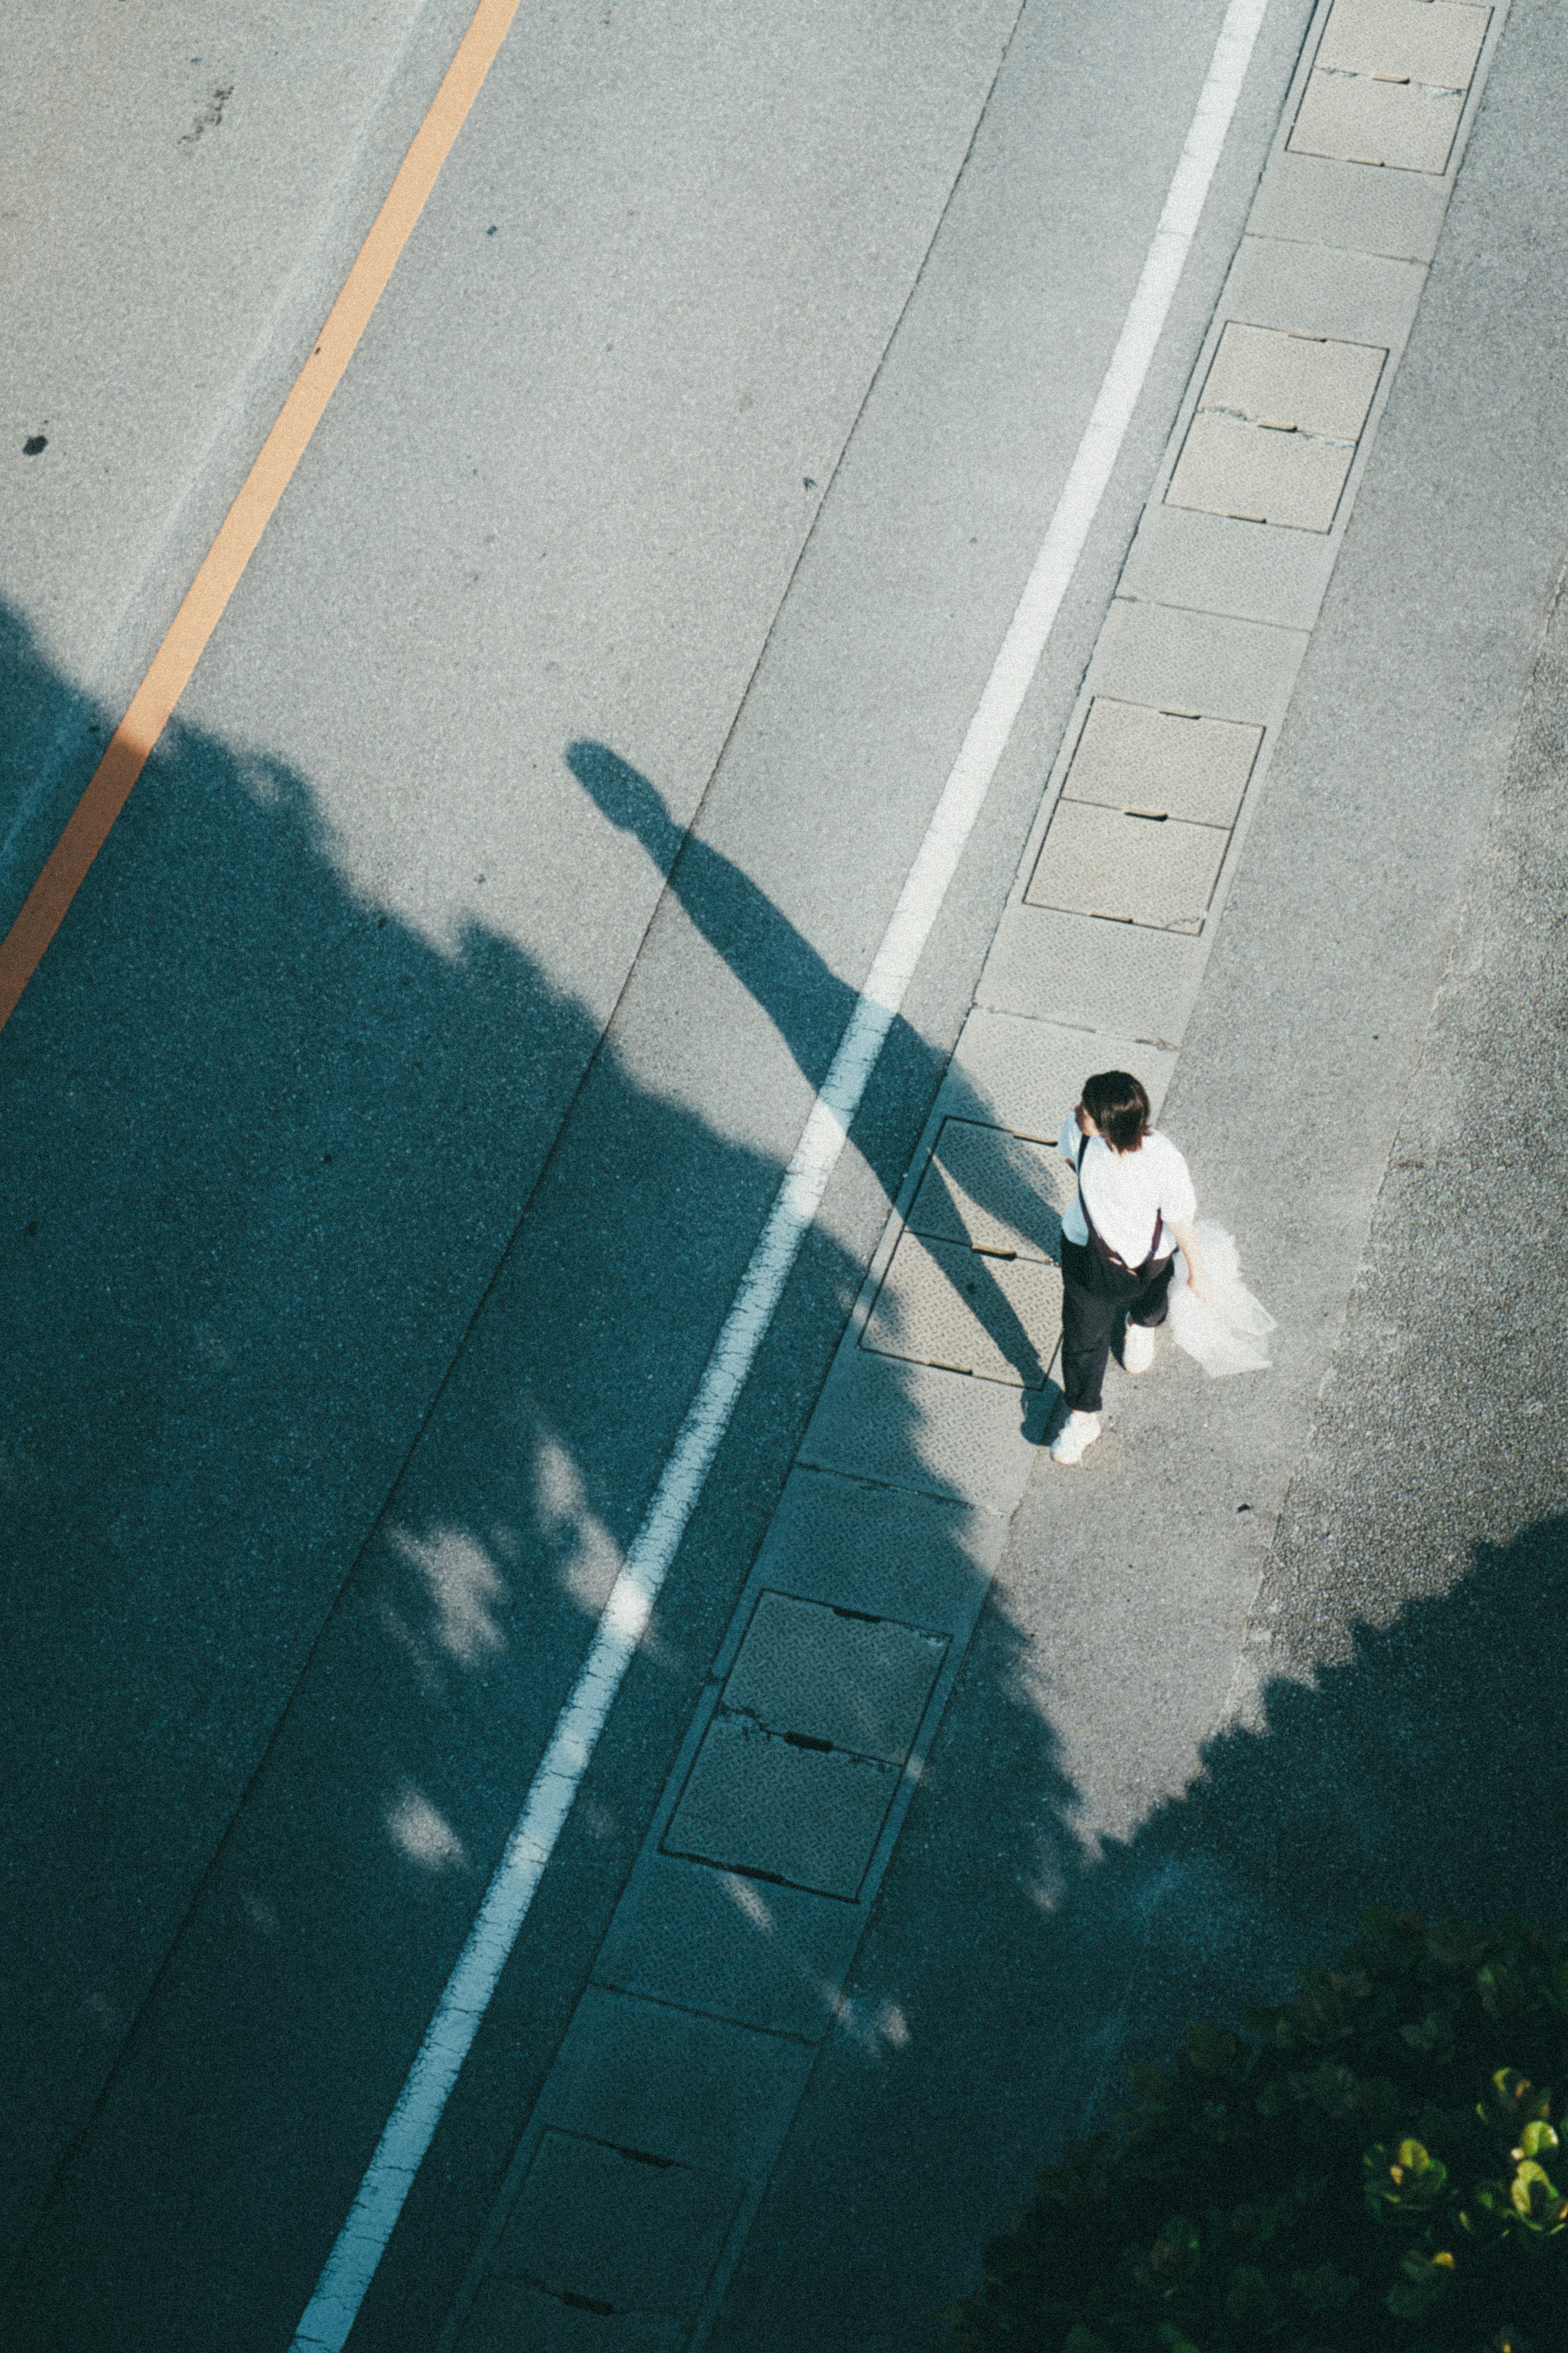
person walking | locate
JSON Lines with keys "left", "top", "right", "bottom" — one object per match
{"left": 1049, "top": 1069, "right": 1209, "bottom": 1466}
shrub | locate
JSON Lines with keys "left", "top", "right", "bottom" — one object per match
{"left": 942, "top": 1911, "right": 1568, "bottom": 2353}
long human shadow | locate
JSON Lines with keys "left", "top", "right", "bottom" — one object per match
{"left": 0, "top": 611, "right": 1051, "bottom": 2352}
{"left": 568, "top": 737, "right": 1059, "bottom": 1398}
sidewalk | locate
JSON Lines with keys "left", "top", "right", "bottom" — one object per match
{"left": 432, "top": 0, "right": 1568, "bottom": 2346}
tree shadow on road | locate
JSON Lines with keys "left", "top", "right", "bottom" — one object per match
{"left": 13, "top": 595, "right": 1554, "bottom": 2353}
{"left": 714, "top": 1505, "right": 1568, "bottom": 2352}
{"left": 0, "top": 605, "right": 1055, "bottom": 2351}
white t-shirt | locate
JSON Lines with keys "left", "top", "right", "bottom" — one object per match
{"left": 1057, "top": 1114, "right": 1196, "bottom": 1267}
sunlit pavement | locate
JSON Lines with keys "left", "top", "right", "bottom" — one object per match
{"left": 2, "top": 2, "right": 1566, "bottom": 2348}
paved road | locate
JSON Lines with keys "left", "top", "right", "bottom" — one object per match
{"left": 3, "top": 0, "right": 1562, "bottom": 2346}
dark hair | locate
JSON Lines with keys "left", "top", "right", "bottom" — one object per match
{"left": 1080, "top": 1070, "right": 1150, "bottom": 1155}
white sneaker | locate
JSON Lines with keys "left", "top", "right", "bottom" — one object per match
{"left": 1123, "top": 1321, "right": 1155, "bottom": 1374}
{"left": 1050, "top": 1411, "right": 1101, "bottom": 1465}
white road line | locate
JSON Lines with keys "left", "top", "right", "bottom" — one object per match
{"left": 290, "top": 4, "right": 1270, "bottom": 2340}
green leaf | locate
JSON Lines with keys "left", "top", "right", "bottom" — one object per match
{"left": 1385, "top": 2248, "right": 1455, "bottom": 2320}
{"left": 1289, "top": 2262, "right": 1360, "bottom": 2313}
{"left": 1149, "top": 2217, "right": 1200, "bottom": 2283}
{"left": 1517, "top": 2119, "right": 1560, "bottom": 2161}
{"left": 1399, "top": 2010, "right": 1455, "bottom": 2059}
{"left": 1063, "top": 2329, "right": 1112, "bottom": 2353}
{"left": 1224, "top": 2264, "right": 1278, "bottom": 2327}
{"left": 1363, "top": 2138, "right": 1448, "bottom": 2217}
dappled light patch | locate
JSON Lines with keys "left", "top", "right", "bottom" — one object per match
{"left": 385, "top": 1783, "right": 469, "bottom": 1874}
{"left": 385, "top": 1522, "right": 510, "bottom": 1668}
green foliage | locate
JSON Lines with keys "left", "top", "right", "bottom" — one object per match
{"left": 940, "top": 1912, "right": 1568, "bottom": 2353}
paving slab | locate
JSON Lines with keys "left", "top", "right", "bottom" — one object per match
{"left": 976, "top": 907, "right": 1206, "bottom": 1046}
{"left": 1223, "top": 232, "right": 1426, "bottom": 346}
{"left": 1027, "top": 800, "right": 1231, "bottom": 929}
{"left": 664, "top": 1717, "right": 904, "bottom": 1900}
{"left": 1290, "top": 71, "right": 1465, "bottom": 173}
{"left": 861, "top": 1230, "right": 1061, "bottom": 1389}
{"left": 1166, "top": 409, "right": 1358, "bottom": 529}
{"left": 538, "top": 1992, "right": 813, "bottom": 2178}
{"left": 721, "top": 1593, "right": 948, "bottom": 1763}
{"left": 1200, "top": 321, "right": 1385, "bottom": 437}
{"left": 593, "top": 1856, "right": 867, "bottom": 2043}
{"left": 798, "top": 1348, "right": 1052, "bottom": 1512}
{"left": 1118, "top": 501, "right": 1338, "bottom": 629}
{"left": 1090, "top": 598, "right": 1307, "bottom": 727}
{"left": 459, "top": 2279, "right": 683, "bottom": 2353}
{"left": 735, "top": 1469, "right": 1006, "bottom": 1641}
{"left": 908, "top": 1119, "right": 1072, "bottom": 1260}
{"left": 490, "top": 2132, "right": 745, "bottom": 2323}
{"left": 1245, "top": 148, "right": 1449, "bottom": 260}
{"left": 940, "top": 1008, "right": 1176, "bottom": 1136}
{"left": 1062, "top": 700, "right": 1263, "bottom": 827}
{"left": 1316, "top": 0, "right": 1491, "bottom": 85}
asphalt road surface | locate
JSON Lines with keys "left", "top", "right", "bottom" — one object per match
{"left": 3, "top": 2, "right": 1565, "bottom": 2349}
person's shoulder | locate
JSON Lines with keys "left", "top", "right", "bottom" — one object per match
{"left": 1143, "top": 1129, "right": 1191, "bottom": 1169}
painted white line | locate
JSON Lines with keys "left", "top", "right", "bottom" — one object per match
{"left": 290, "top": 4, "right": 1269, "bottom": 2340}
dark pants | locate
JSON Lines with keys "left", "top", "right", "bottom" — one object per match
{"left": 1059, "top": 1238, "right": 1175, "bottom": 1414}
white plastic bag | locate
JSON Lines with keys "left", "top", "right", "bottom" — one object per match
{"left": 1167, "top": 1220, "right": 1275, "bottom": 1377}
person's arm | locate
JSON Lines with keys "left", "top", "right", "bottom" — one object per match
{"left": 1169, "top": 1216, "right": 1210, "bottom": 1302}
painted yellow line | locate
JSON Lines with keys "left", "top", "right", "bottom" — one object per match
{"left": 0, "top": 0, "right": 523, "bottom": 1033}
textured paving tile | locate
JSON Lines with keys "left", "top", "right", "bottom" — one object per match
{"left": 797, "top": 1347, "right": 1049, "bottom": 1511}
{"left": 742, "top": 1466, "right": 1004, "bottom": 1635}
{"left": 1200, "top": 322, "right": 1384, "bottom": 439}
{"left": 860, "top": 1230, "right": 1061, "bottom": 1387}
{"left": 1027, "top": 801, "right": 1229, "bottom": 930}
{"left": 490, "top": 2131, "right": 744, "bottom": 2324}
{"left": 976, "top": 903, "right": 1206, "bottom": 1043}
{"left": 594, "top": 1854, "right": 865, "bottom": 2041}
{"left": 1315, "top": 0, "right": 1490, "bottom": 86}
{"left": 540, "top": 1991, "right": 813, "bottom": 2175}
{"left": 457, "top": 2277, "right": 682, "bottom": 2351}
{"left": 1064, "top": 697, "right": 1263, "bottom": 827}
{"left": 908, "top": 1118, "right": 1071, "bottom": 1261}
{"left": 1291, "top": 71, "right": 1465, "bottom": 172}
{"left": 722, "top": 1592, "right": 947, "bottom": 1763}
{"left": 942, "top": 1008, "right": 1176, "bottom": 1135}
{"left": 1167, "top": 411, "right": 1355, "bottom": 529}
{"left": 663, "top": 1717, "right": 901, "bottom": 1899}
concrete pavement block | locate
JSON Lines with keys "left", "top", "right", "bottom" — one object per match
{"left": 862, "top": 1229, "right": 1060, "bottom": 1387}
{"left": 1291, "top": 71, "right": 1463, "bottom": 172}
{"left": 1064, "top": 698, "right": 1263, "bottom": 827}
{"left": 1027, "top": 801, "right": 1229, "bottom": 930}
{"left": 798, "top": 1345, "right": 1051, "bottom": 1511}
{"left": 1199, "top": 323, "right": 1384, "bottom": 440}
{"left": 1167, "top": 414, "right": 1355, "bottom": 532}
{"left": 909, "top": 1117, "right": 1072, "bottom": 1260}
{"left": 941, "top": 1008, "right": 1177, "bottom": 1134}
{"left": 1224, "top": 234, "right": 1427, "bottom": 347}
{"left": 594, "top": 1853, "right": 865, "bottom": 2041}
{"left": 457, "top": 2278, "right": 682, "bottom": 2351}
{"left": 1316, "top": 0, "right": 1490, "bottom": 87}
{"left": 976, "top": 906, "right": 1205, "bottom": 1046}
{"left": 1118, "top": 502, "right": 1336, "bottom": 630}
{"left": 663, "top": 1715, "right": 901, "bottom": 1898}
{"left": 1093, "top": 598, "right": 1307, "bottom": 729}
{"left": 489, "top": 2130, "right": 744, "bottom": 2324}
{"left": 723, "top": 1591, "right": 947, "bottom": 1762}
{"left": 743, "top": 1467, "right": 1004, "bottom": 1635}
{"left": 539, "top": 1989, "right": 811, "bottom": 2175}
{"left": 1245, "top": 150, "right": 1448, "bottom": 262}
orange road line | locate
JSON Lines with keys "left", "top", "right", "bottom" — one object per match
{"left": 0, "top": 0, "right": 524, "bottom": 1033}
